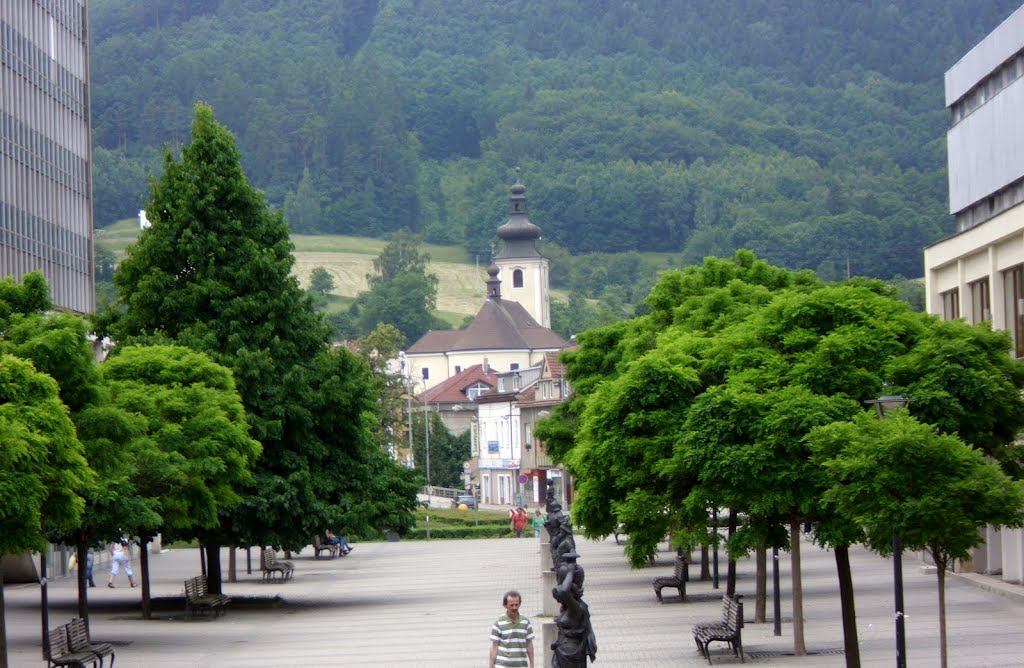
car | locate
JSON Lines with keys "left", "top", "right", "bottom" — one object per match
{"left": 451, "top": 495, "right": 478, "bottom": 510}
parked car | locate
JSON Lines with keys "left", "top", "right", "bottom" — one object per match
{"left": 452, "top": 495, "right": 478, "bottom": 510}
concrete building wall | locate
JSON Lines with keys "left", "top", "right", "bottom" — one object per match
{"left": 925, "top": 6, "right": 1024, "bottom": 583}
{"left": 405, "top": 348, "right": 556, "bottom": 391}
{"left": 0, "top": 0, "right": 94, "bottom": 313}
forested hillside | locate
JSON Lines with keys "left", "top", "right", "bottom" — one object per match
{"left": 89, "top": 0, "right": 1019, "bottom": 282}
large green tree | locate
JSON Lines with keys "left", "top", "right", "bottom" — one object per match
{"left": 548, "top": 252, "right": 1024, "bottom": 662}
{"left": 99, "top": 103, "right": 417, "bottom": 591}
{"left": 0, "top": 352, "right": 92, "bottom": 668}
{"left": 811, "top": 412, "right": 1024, "bottom": 668}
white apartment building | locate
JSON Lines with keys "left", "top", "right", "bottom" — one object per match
{"left": 924, "top": 4, "right": 1024, "bottom": 583}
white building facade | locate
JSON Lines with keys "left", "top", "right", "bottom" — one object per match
{"left": 924, "top": 5, "right": 1024, "bottom": 583}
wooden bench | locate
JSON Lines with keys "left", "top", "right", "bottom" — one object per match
{"left": 262, "top": 548, "right": 294, "bottom": 581}
{"left": 184, "top": 575, "right": 231, "bottom": 618}
{"left": 653, "top": 554, "right": 686, "bottom": 602}
{"left": 46, "top": 626, "right": 98, "bottom": 668}
{"left": 312, "top": 535, "right": 339, "bottom": 559}
{"left": 693, "top": 595, "right": 744, "bottom": 664}
{"left": 67, "top": 618, "right": 115, "bottom": 668}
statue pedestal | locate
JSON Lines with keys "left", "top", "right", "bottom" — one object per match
{"left": 542, "top": 570, "right": 558, "bottom": 615}
{"left": 541, "top": 540, "right": 552, "bottom": 571}
{"left": 541, "top": 620, "right": 557, "bottom": 668}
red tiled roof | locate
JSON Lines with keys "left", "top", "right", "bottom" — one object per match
{"left": 420, "top": 364, "right": 498, "bottom": 403}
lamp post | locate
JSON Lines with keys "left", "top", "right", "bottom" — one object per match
{"left": 865, "top": 394, "right": 911, "bottom": 668}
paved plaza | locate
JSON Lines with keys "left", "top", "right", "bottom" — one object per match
{"left": 4, "top": 530, "right": 1024, "bottom": 666}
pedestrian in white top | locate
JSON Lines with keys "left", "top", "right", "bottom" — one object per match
{"left": 107, "top": 537, "right": 136, "bottom": 588}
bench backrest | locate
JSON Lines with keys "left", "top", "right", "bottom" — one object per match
{"left": 185, "top": 575, "right": 208, "bottom": 599}
{"left": 47, "top": 626, "right": 70, "bottom": 659}
{"left": 264, "top": 548, "right": 277, "bottom": 568}
{"left": 721, "top": 595, "right": 743, "bottom": 630}
{"left": 673, "top": 556, "right": 685, "bottom": 579}
{"left": 313, "top": 536, "right": 324, "bottom": 549}
{"left": 67, "top": 618, "right": 90, "bottom": 652}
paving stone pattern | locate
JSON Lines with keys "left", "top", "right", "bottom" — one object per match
{"left": 4, "top": 535, "right": 1024, "bottom": 666}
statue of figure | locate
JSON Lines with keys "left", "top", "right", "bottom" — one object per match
{"left": 551, "top": 553, "right": 597, "bottom": 667}
{"left": 546, "top": 478, "right": 559, "bottom": 513}
{"left": 552, "top": 516, "right": 576, "bottom": 571}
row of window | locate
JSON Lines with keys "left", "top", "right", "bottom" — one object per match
{"left": 950, "top": 49, "right": 1024, "bottom": 127}
{"left": 0, "top": 200, "right": 91, "bottom": 274}
{"left": 33, "top": 0, "right": 86, "bottom": 39}
{"left": 1, "top": 19, "right": 87, "bottom": 119}
{"left": 955, "top": 176, "right": 1024, "bottom": 233}
{"left": 940, "top": 267, "right": 1024, "bottom": 358}
{"left": 1, "top": 111, "right": 89, "bottom": 196}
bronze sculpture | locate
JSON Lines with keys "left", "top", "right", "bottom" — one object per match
{"left": 551, "top": 552, "right": 597, "bottom": 667}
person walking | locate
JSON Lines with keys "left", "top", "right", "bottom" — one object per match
{"left": 489, "top": 590, "right": 535, "bottom": 668}
{"left": 512, "top": 507, "right": 528, "bottom": 538}
{"left": 85, "top": 549, "right": 96, "bottom": 587}
{"left": 532, "top": 509, "right": 546, "bottom": 540}
{"left": 107, "top": 537, "right": 136, "bottom": 588}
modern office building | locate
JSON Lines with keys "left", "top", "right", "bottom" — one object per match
{"left": 924, "top": 5, "right": 1024, "bottom": 583}
{"left": 1, "top": 0, "right": 94, "bottom": 314}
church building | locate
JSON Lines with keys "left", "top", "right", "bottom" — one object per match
{"left": 401, "top": 181, "right": 567, "bottom": 391}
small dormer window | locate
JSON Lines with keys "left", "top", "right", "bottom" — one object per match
{"left": 466, "top": 382, "right": 490, "bottom": 399}
{"left": 513, "top": 269, "right": 524, "bottom": 288}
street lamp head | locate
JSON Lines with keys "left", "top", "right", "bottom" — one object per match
{"left": 865, "top": 394, "right": 911, "bottom": 419}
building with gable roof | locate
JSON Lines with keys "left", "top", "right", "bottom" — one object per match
{"left": 472, "top": 349, "right": 574, "bottom": 507}
{"left": 402, "top": 181, "right": 567, "bottom": 391}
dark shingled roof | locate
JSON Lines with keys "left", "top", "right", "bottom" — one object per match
{"left": 406, "top": 298, "right": 566, "bottom": 354}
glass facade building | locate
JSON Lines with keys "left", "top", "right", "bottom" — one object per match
{"left": 1, "top": 0, "right": 94, "bottom": 314}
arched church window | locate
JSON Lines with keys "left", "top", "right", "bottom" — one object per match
{"left": 513, "top": 269, "right": 524, "bottom": 288}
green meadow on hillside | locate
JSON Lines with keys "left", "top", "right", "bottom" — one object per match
{"left": 96, "top": 220, "right": 570, "bottom": 321}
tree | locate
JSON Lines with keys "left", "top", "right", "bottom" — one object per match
{"left": 100, "top": 102, "right": 418, "bottom": 591}
{"left": 349, "top": 229, "right": 447, "bottom": 343}
{"left": 0, "top": 353, "right": 92, "bottom": 668}
{"left": 308, "top": 266, "right": 336, "bottom": 295}
{"left": 410, "top": 408, "right": 471, "bottom": 488}
{"left": 811, "top": 412, "right": 1024, "bottom": 668}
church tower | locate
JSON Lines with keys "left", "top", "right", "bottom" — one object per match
{"left": 493, "top": 180, "right": 551, "bottom": 328}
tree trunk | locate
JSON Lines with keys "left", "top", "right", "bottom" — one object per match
{"left": 936, "top": 555, "right": 948, "bottom": 668}
{"left": 204, "top": 544, "right": 223, "bottom": 595}
{"left": 1, "top": 572, "right": 8, "bottom": 668}
{"left": 726, "top": 509, "right": 738, "bottom": 596}
{"left": 789, "top": 520, "right": 806, "bottom": 656}
{"left": 834, "top": 545, "right": 860, "bottom": 668}
{"left": 755, "top": 546, "right": 767, "bottom": 623}
{"left": 228, "top": 545, "right": 237, "bottom": 583}
{"left": 140, "top": 540, "right": 152, "bottom": 620}
{"left": 75, "top": 539, "right": 89, "bottom": 626}
{"left": 700, "top": 544, "right": 710, "bottom": 580}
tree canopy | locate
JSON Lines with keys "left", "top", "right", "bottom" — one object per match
{"left": 98, "top": 103, "right": 419, "bottom": 565}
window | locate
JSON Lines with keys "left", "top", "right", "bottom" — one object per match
{"left": 421, "top": 367, "right": 429, "bottom": 380}
{"left": 510, "top": 363, "right": 519, "bottom": 370}
{"left": 513, "top": 269, "right": 524, "bottom": 288}
{"left": 454, "top": 365, "right": 462, "bottom": 374}
{"left": 969, "top": 278, "right": 991, "bottom": 324}
{"left": 941, "top": 289, "right": 960, "bottom": 321}
{"left": 466, "top": 382, "right": 490, "bottom": 399}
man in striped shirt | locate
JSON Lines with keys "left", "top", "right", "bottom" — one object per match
{"left": 489, "top": 590, "right": 535, "bottom": 668}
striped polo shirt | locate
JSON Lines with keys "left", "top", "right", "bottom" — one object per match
{"left": 490, "top": 613, "right": 534, "bottom": 667}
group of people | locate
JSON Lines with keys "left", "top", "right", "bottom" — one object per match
{"left": 509, "top": 507, "right": 546, "bottom": 539}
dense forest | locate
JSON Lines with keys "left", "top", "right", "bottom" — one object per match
{"left": 89, "top": 0, "right": 1020, "bottom": 283}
